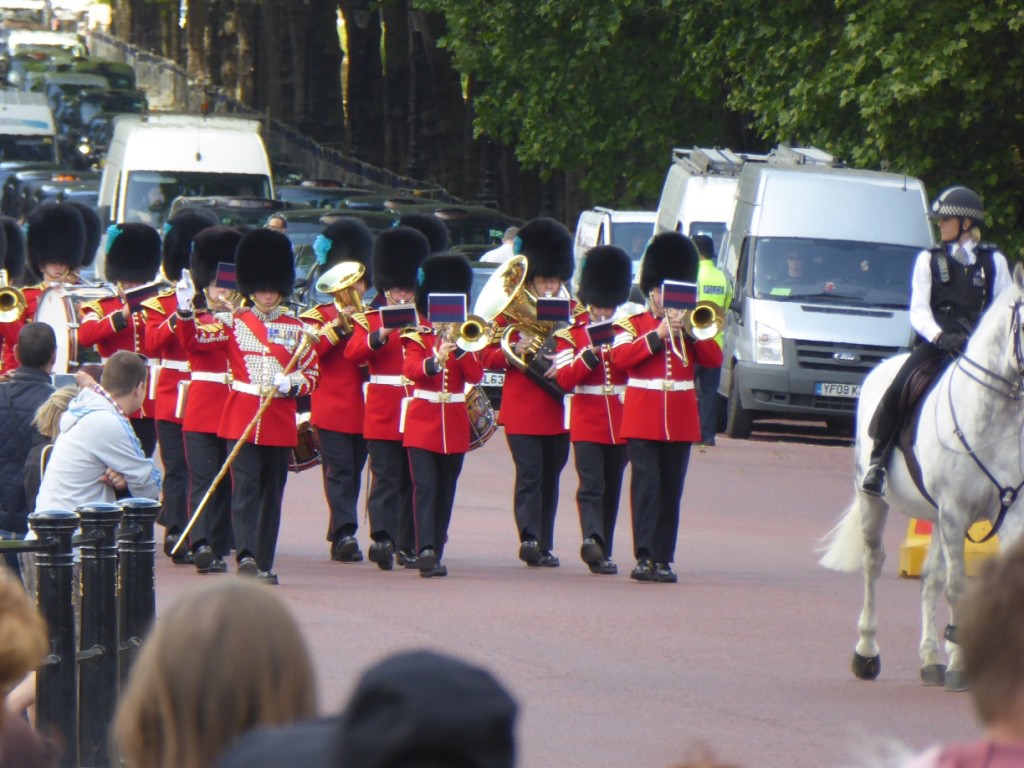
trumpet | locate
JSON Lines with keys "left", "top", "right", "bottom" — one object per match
{"left": 435, "top": 314, "right": 491, "bottom": 353}
{"left": 0, "top": 270, "right": 26, "bottom": 323}
{"left": 315, "top": 261, "right": 366, "bottom": 334}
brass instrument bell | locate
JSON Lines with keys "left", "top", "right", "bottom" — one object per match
{"left": 315, "top": 261, "right": 366, "bottom": 334}
{"left": 0, "top": 269, "right": 26, "bottom": 323}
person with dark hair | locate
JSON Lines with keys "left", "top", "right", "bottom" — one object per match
{"left": 35, "top": 350, "right": 161, "bottom": 511}
{"left": 264, "top": 213, "right": 287, "bottom": 234}
{"left": 176, "top": 229, "right": 319, "bottom": 585}
{"left": 344, "top": 226, "right": 431, "bottom": 571}
{"left": 692, "top": 233, "right": 728, "bottom": 447}
{"left": 300, "top": 218, "right": 375, "bottom": 563}
{"left": 609, "top": 232, "right": 722, "bottom": 583}
{"left": 0, "top": 322, "right": 55, "bottom": 575}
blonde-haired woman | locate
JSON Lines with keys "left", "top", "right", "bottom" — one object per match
{"left": 112, "top": 580, "right": 317, "bottom": 768}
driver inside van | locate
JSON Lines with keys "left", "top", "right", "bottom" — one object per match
{"left": 128, "top": 184, "right": 166, "bottom": 225}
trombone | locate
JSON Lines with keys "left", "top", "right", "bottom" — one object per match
{"left": 434, "top": 314, "right": 490, "bottom": 353}
{"left": 661, "top": 301, "right": 724, "bottom": 364}
{"left": 0, "top": 270, "right": 26, "bottom": 323}
{"left": 315, "top": 261, "right": 366, "bottom": 334}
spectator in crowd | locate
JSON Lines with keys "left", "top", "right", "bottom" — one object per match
{"left": 479, "top": 226, "right": 520, "bottom": 264}
{"left": 112, "top": 580, "right": 317, "bottom": 768}
{"left": 0, "top": 323, "right": 56, "bottom": 575}
{"left": 35, "top": 351, "right": 161, "bottom": 512}
{"left": 0, "top": 567, "right": 55, "bottom": 768}
{"left": 218, "top": 649, "right": 518, "bottom": 768}
{"left": 23, "top": 385, "right": 79, "bottom": 520}
{"left": 265, "top": 213, "right": 288, "bottom": 234}
{"left": 901, "top": 539, "right": 1024, "bottom": 767}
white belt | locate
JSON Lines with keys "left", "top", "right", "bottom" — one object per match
{"left": 191, "top": 371, "right": 231, "bottom": 384}
{"left": 158, "top": 359, "right": 190, "bottom": 372}
{"left": 412, "top": 390, "right": 466, "bottom": 404}
{"left": 369, "top": 374, "right": 408, "bottom": 387}
{"left": 574, "top": 384, "right": 625, "bottom": 396}
{"left": 628, "top": 377, "right": 694, "bottom": 392}
{"left": 231, "top": 381, "right": 278, "bottom": 397}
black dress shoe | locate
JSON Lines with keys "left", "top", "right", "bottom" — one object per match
{"left": 519, "top": 539, "right": 541, "bottom": 566}
{"left": 397, "top": 549, "right": 419, "bottom": 568}
{"left": 538, "top": 551, "right": 560, "bottom": 568}
{"left": 237, "top": 555, "right": 258, "bottom": 577}
{"left": 331, "top": 535, "right": 363, "bottom": 562}
{"left": 630, "top": 557, "right": 654, "bottom": 582}
{"left": 651, "top": 562, "right": 678, "bottom": 583}
{"left": 171, "top": 549, "right": 194, "bottom": 566}
{"left": 368, "top": 539, "right": 395, "bottom": 570}
{"left": 194, "top": 545, "right": 215, "bottom": 573}
{"left": 207, "top": 557, "right": 227, "bottom": 574}
{"left": 861, "top": 464, "right": 886, "bottom": 497}
{"left": 163, "top": 531, "right": 180, "bottom": 558}
{"left": 588, "top": 558, "right": 618, "bottom": 575}
{"left": 417, "top": 547, "right": 437, "bottom": 574}
{"left": 580, "top": 538, "right": 604, "bottom": 566}
{"left": 256, "top": 570, "right": 279, "bottom": 585}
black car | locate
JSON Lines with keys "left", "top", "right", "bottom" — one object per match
{"left": 276, "top": 183, "right": 379, "bottom": 209}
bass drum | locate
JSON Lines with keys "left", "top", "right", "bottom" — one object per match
{"left": 289, "top": 412, "right": 322, "bottom": 473}
{"left": 34, "top": 285, "right": 118, "bottom": 374}
{"left": 466, "top": 384, "right": 497, "bottom": 451}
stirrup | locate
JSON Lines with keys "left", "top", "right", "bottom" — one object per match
{"left": 861, "top": 464, "right": 886, "bottom": 497}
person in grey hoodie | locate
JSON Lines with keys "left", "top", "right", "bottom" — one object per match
{"left": 35, "top": 351, "right": 161, "bottom": 512}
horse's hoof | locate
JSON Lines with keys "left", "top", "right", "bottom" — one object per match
{"left": 920, "top": 664, "right": 946, "bottom": 686}
{"left": 852, "top": 652, "right": 881, "bottom": 680}
{"left": 944, "top": 669, "right": 969, "bottom": 692}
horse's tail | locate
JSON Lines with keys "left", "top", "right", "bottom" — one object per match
{"left": 818, "top": 496, "right": 865, "bottom": 572}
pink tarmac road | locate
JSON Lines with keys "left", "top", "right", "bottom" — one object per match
{"left": 152, "top": 424, "right": 976, "bottom": 768}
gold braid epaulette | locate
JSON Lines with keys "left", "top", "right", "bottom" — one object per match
{"left": 196, "top": 318, "right": 225, "bottom": 333}
{"left": 351, "top": 311, "right": 372, "bottom": 332}
{"left": 299, "top": 306, "right": 324, "bottom": 323}
{"left": 553, "top": 327, "right": 576, "bottom": 345}
{"left": 613, "top": 317, "right": 637, "bottom": 337}
{"left": 141, "top": 295, "right": 167, "bottom": 313}
{"left": 571, "top": 302, "right": 587, "bottom": 320}
{"left": 80, "top": 299, "right": 105, "bottom": 317}
{"left": 400, "top": 328, "right": 426, "bottom": 348}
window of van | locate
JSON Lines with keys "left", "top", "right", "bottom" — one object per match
{"left": 124, "top": 171, "right": 273, "bottom": 230}
{"left": 610, "top": 221, "right": 652, "bottom": 262}
{"left": 688, "top": 221, "right": 727, "bottom": 256}
{"left": 751, "top": 237, "right": 917, "bottom": 308}
{"left": 0, "top": 134, "right": 55, "bottom": 163}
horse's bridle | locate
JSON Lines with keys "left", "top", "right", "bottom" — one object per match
{"left": 944, "top": 299, "right": 1024, "bottom": 542}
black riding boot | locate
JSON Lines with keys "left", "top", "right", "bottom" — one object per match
{"left": 861, "top": 438, "right": 893, "bottom": 497}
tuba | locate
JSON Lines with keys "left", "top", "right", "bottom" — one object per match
{"left": 315, "top": 261, "right": 366, "bottom": 334}
{"left": 0, "top": 270, "right": 26, "bottom": 323}
{"left": 474, "top": 255, "right": 567, "bottom": 401}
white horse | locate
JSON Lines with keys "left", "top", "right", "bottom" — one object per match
{"left": 820, "top": 263, "right": 1024, "bottom": 690}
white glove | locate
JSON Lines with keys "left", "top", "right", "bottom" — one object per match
{"left": 175, "top": 269, "right": 195, "bottom": 312}
{"left": 273, "top": 372, "right": 292, "bottom": 395}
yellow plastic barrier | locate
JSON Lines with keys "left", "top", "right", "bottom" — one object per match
{"left": 898, "top": 518, "right": 1000, "bottom": 578}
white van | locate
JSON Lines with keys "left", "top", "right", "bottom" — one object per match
{"left": 0, "top": 90, "right": 57, "bottom": 168}
{"left": 572, "top": 206, "right": 655, "bottom": 290}
{"left": 719, "top": 145, "right": 933, "bottom": 438}
{"left": 654, "top": 147, "right": 767, "bottom": 256}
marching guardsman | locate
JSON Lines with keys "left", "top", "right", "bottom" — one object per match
{"left": 299, "top": 218, "right": 375, "bottom": 563}
{"left": 0, "top": 216, "right": 26, "bottom": 374}
{"left": 397, "top": 212, "right": 449, "bottom": 254}
{"left": 609, "top": 232, "right": 723, "bottom": 584}
{"left": 175, "top": 225, "right": 243, "bottom": 574}
{"left": 553, "top": 245, "right": 632, "bottom": 575}
{"left": 344, "top": 226, "right": 430, "bottom": 571}
{"left": 176, "top": 229, "right": 319, "bottom": 585}
{"left": 78, "top": 223, "right": 162, "bottom": 455}
{"left": 400, "top": 253, "right": 483, "bottom": 578}
{"left": 480, "top": 217, "right": 578, "bottom": 568}
{"left": 143, "top": 209, "right": 218, "bottom": 563}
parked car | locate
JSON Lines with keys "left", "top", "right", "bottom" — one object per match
{"left": 276, "top": 182, "right": 378, "bottom": 209}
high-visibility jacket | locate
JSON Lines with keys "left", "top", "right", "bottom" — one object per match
{"left": 697, "top": 258, "right": 729, "bottom": 349}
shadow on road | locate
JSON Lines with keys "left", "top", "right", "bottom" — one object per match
{"left": 741, "top": 419, "right": 855, "bottom": 447}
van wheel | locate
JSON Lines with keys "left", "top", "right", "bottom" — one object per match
{"left": 725, "top": 373, "right": 753, "bottom": 439}
{"left": 715, "top": 394, "right": 728, "bottom": 433}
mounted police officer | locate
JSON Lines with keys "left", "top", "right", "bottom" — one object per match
{"left": 861, "top": 186, "right": 1012, "bottom": 497}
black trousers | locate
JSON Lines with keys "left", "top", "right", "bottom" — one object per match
{"left": 320, "top": 429, "right": 368, "bottom": 542}
{"left": 627, "top": 438, "right": 691, "bottom": 564}
{"left": 229, "top": 442, "right": 290, "bottom": 571}
{"left": 156, "top": 420, "right": 188, "bottom": 534}
{"left": 184, "top": 431, "right": 233, "bottom": 557}
{"left": 871, "top": 341, "right": 948, "bottom": 452}
{"left": 408, "top": 448, "right": 464, "bottom": 557}
{"left": 573, "top": 441, "right": 627, "bottom": 558}
{"left": 131, "top": 417, "right": 157, "bottom": 457}
{"left": 366, "top": 439, "right": 412, "bottom": 546}
{"left": 506, "top": 432, "right": 570, "bottom": 551}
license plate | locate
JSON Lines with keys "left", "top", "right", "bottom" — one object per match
{"left": 481, "top": 371, "right": 505, "bottom": 387}
{"left": 815, "top": 381, "right": 861, "bottom": 398}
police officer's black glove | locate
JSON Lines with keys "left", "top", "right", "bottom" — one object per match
{"left": 936, "top": 332, "right": 965, "bottom": 354}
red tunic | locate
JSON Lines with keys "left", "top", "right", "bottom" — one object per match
{"left": 300, "top": 303, "right": 366, "bottom": 435}
{"left": 142, "top": 291, "right": 191, "bottom": 423}
{"left": 344, "top": 309, "right": 410, "bottom": 441}
{"left": 553, "top": 324, "right": 626, "bottom": 445}
{"left": 174, "top": 311, "right": 232, "bottom": 435}
{"left": 78, "top": 295, "right": 154, "bottom": 418}
{"left": 609, "top": 311, "right": 723, "bottom": 443}
{"left": 401, "top": 325, "right": 483, "bottom": 455}
{"left": 178, "top": 307, "right": 319, "bottom": 447}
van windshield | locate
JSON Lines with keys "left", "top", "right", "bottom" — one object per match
{"left": 124, "top": 171, "right": 273, "bottom": 229}
{"left": 752, "top": 237, "right": 918, "bottom": 308}
{"left": 610, "top": 221, "right": 653, "bottom": 262}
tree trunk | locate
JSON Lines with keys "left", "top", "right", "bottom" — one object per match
{"left": 338, "top": 1, "right": 384, "bottom": 164}
{"left": 379, "top": 0, "right": 410, "bottom": 175}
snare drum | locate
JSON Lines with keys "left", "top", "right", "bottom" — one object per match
{"left": 34, "top": 284, "right": 120, "bottom": 374}
{"left": 289, "top": 412, "right": 322, "bottom": 473}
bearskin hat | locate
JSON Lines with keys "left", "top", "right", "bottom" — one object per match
{"left": 105, "top": 223, "right": 161, "bottom": 284}
{"left": 373, "top": 226, "right": 430, "bottom": 293}
{"left": 315, "top": 217, "right": 374, "bottom": 283}
{"left": 639, "top": 232, "right": 699, "bottom": 295}
{"left": 415, "top": 253, "right": 473, "bottom": 316}
{"left": 398, "top": 213, "right": 449, "bottom": 254}
{"left": 515, "top": 217, "right": 573, "bottom": 282}
{"left": 236, "top": 229, "right": 294, "bottom": 298}
{"left": 161, "top": 209, "right": 219, "bottom": 281}
{"left": 191, "top": 226, "right": 242, "bottom": 291}
{"left": 65, "top": 201, "right": 101, "bottom": 269}
{"left": 0, "top": 216, "right": 25, "bottom": 284}
{"left": 577, "top": 246, "right": 632, "bottom": 308}
{"left": 26, "top": 203, "right": 85, "bottom": 274}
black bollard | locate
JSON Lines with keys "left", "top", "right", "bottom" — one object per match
{"left": 116, "top": 497, "right": 160, "bottom": 686}
{"left": 30, "top": 509, "right": 80, "bottom": 768}
{"left": 77, "top": 503, "right": 122, "bottom": 768}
